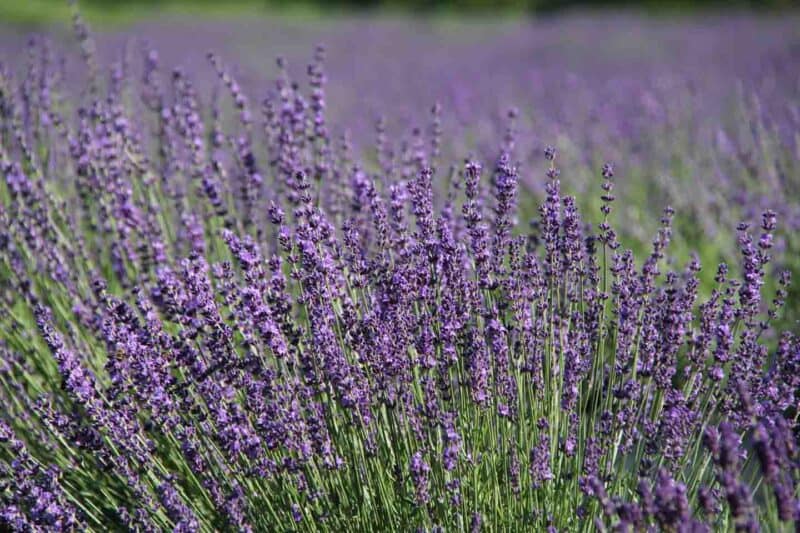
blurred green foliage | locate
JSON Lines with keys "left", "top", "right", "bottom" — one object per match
{"left": 69, "top": 0, "right": 796, "bottom": 9}
{"left": 0, "top": 0, "right": 795, "bottom": 27}
{"left": 272, "top": 0, "right": 796, "bottom": 11}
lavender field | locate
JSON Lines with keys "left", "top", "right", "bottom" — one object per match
{"left": 1, "top": 7, "right": 799, "bottom": 531}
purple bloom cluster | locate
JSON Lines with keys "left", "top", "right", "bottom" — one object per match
{"left": 0, "top": 11, "right": 798, "bottom": 532}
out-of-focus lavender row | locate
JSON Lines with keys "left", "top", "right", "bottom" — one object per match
{"left": 2, "top": 14, "right": 798, "bottom": 236}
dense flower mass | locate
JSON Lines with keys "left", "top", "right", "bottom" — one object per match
{"left": 0, "top": 8, "right": 799, "bottom": 532}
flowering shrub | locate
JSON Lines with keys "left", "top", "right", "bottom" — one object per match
{"left": 0, "top": 10, "right": 798, "bottom": 532}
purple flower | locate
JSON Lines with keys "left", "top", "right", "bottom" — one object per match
{"left": 410, "top": 451, "right": 431, "bottom": 506}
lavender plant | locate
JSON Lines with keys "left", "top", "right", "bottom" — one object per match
{"left": 0, "top": 9, "right": 799, "bottom": 532}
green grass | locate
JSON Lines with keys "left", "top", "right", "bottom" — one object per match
{"left": 0, "top": 0, "right": 327, "bottom": 28}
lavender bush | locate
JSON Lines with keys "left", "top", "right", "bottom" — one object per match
{"left": 1, "top": 7, "right": 799, "bottom": 531}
